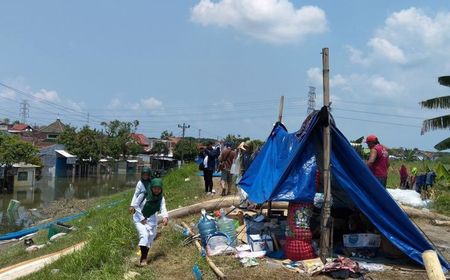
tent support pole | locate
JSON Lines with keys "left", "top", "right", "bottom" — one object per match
{"left": 319, "top": 47, "right": 332, "bottom": 263}
{"left": 268, "top": 96, "right": 285, "bottom": 217}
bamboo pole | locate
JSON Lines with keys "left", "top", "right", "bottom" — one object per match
{"left": 278, "top": 95, "right": 284, "bottom": 123}
{"left": 0, "top": 242, "right": 86, "bottom": 280}
{"left": 319, "top": 47, "right": 332, "bottom": 263}
{"left": 181, "top": 222, "right": 227, "bottom": 280}
{"left": 422, "top": 250, "right": 445, "bottom": 280}
{"left": 268, "top": 95, "right": 285, "bottom": 218}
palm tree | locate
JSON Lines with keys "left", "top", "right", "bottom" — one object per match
{"left": 420, "top": 76, "right": 450, "bottom": 151}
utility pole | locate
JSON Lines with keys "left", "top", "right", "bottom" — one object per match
{"left": 20, "top": 100, "right": 29, "bottom": 124}
{"left": 178, "top": 123, "right": 190, "bottom": 138}
{"left": 198, "top": 128, "right": 201, "bottom": 139}
{"left": 178, "top": 123, "right": 190, "bottom": 163}
{"left": 319, "top": 47, "right": 332, "bottom": 263}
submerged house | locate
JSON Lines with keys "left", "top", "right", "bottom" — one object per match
{"left": 12, "top": 163, "right": 40, "bottom": 203}
{"left": 39, "top": 144, "right": 77, "bottom": 178}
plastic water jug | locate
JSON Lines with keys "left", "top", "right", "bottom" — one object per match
{"left": 217, "top": 208, "right": 237, "bottom": 247}
{"left": 192, "top": 264, "right": 202, "bottom": 280}
{"left": 197, "top": 209, "right": 217, "bottom": 246}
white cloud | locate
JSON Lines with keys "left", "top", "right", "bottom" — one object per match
{"left": 306, "top": 67, "right": 322, "bottom": 85}
{"left": 347, "top": 7, "right": 450, "bottom": 66}
{"left": 107, "top": 98, "right": 122, "bottom": 109}
{"left": 307, "top": 68, "right": 406, "bottom": 101}
{"left": 141, "top": 97, "right": 163, "bottom": 110}
{"left": 345, "top": 45, "right": 370, "bottom": 66}
{"left": 307, "top": 67, "right": 350, "bottom": 89}
{"left": 330, "top": 74, "right": 348, "bottom": 88}
{"left": 0, "top": 88, "right": 16, "bottom": 100}
{"left": 107, "top": 97, "right": 159, "bottom": 111}
{"left": 0, "top": 77, "right": 31, "bottom": 101}
{"left": 370, "top": 76, "right": 403, "bottom": 96}
{"left": 368, "top": 38, "right": 406, "bottom": 64}
{"left": 34, "top": 89, "right": 60, "bottom": 102}
{"left": 65, "top": 99, "right": 84, "bottom": 112}
{"left": 191, "top": 0, "right": 327, "bottom": 44}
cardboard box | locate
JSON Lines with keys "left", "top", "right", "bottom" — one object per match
{"left": 343, "top": 233, "right": 381, "bottom": 248}
{"left": 248, "top": 234, "right": 274, "bottom": 252}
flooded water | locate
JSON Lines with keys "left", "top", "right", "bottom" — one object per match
{"left": 0, "top": 174, "right": 139, "bottom": 234}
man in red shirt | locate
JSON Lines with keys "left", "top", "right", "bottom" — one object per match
{"left": 365, "top": 134, "right": 390, "bottom": 187}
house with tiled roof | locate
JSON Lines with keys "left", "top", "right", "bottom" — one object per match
{"left": 39, "top": 118, "right": 67, "bottom": 142}
{"left": 130, "top": 133, "right": 150, "bottom": 152}
{"left": 8, "top": 123, "right": 33, "bottom": 134}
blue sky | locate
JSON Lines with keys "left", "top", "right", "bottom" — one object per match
{"left": 0, "top": 1, "right": 449, "bottom": 150}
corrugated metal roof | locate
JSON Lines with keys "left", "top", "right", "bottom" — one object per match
{"left": 12, "top": 163, "right": 40, "bottom": 168}
{"left": 55, "top": 150, "right": 76, "bottom": 158}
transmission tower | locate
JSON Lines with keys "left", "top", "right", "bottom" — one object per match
{"left": 20, "top": 100, "right": 30, "bottom": 123}
{"left": 307, "top": 86, "right": 316, "bottom": 115}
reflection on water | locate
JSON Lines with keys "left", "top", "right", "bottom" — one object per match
{"left": 0, "top": 174, "right": 138, "bottom": 234}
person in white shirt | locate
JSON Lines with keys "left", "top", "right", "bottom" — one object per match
{"left": 129, "top": 170, "right": 168, "bottom": 266}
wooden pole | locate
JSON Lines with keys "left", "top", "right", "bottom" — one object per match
{"left": 319, "top": 47, "right": 332, "bottom": 263}
{"left": 278, "top": 95, "right": 284, "bottom": 123}
{"left": 422, "top": 250, "right": 446, "bottom": 280}
{"left": 268, "top": 95, "right": 285, "bottom": 217}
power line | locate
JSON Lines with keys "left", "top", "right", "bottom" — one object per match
{"left": 333, "top": 115, "right": 421, "bottom": 128}
{"left": 0, "top": 82, "right": 108, "bottom": 124}
{"left": 333, "top": 107, "right": 425, "bottom": 120}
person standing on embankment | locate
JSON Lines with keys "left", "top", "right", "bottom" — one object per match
{"left": 129, "top": 169, "right": 168, "bottom": 266}
{"left": 365, "top": 134, "right": 390, "bottom": 187}
{"left": 203, "top": 142, "right": 220, "bottom": 195}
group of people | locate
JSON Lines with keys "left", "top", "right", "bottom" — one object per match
{"left": 127, "top": 133, "right": 432, "bottom": 267}
{"left": 199, "top": 140, "right": 258, "bottom": 197}
{"left": 400, "top": 164, "right": 436, "bottom": 195}
{"left": 127, "top": 140, "right": 260, "bottom": 267}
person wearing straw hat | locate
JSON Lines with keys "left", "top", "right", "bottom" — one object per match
{"left": 130, "top": 177, "right": 168, "bottom": 266}
{"left": 365, "top": 134, "right": 389, "bottom": 187}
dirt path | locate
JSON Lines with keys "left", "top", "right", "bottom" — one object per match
{"left": 414, "top": 218, "right": 450, "bottom": 260}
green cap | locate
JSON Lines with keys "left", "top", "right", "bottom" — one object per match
{"left": 151, "top": 178, "right": 163, "bottom": 188}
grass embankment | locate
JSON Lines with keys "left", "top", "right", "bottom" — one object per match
{"left": 2, "top": 164, "right": 207, "bottom": 280}
{"left": 4, "top": 162, "right": 449, "bottom": 279}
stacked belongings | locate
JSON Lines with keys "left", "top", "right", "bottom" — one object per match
{"left": 285, "top": 202, "right": 315, "bottom": 261}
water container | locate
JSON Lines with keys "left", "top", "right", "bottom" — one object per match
{"left": 197, "top": 209, "right": 217, "bottom": 246}
{"left": 217, "top": 208, "right": 237, "bottom": 247}
{"left": 192, "top": 264, "right": 202, "bottom": 280}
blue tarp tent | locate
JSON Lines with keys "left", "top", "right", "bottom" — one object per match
{"left": 239, "top": 111, "right": 449, "bottom": 270}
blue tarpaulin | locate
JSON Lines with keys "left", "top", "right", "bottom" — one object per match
{"left": 239, "top": 111, "right": 449, "bottom": 270}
